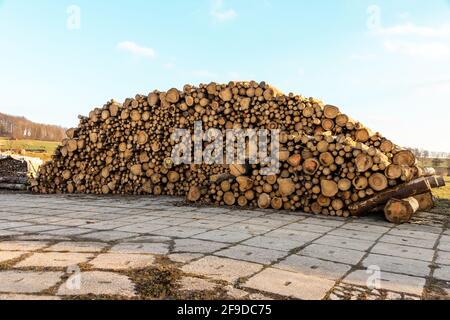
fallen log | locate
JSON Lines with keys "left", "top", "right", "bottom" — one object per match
{"left": 348, "top": 177, "right": 432, "bottom": 216}
{"left": 421, "top": 167, "right": 436, "bottom": 177}
{"left": 384, "top": 197, "right": 420, "bottom": 224}
{"left": 0, "top": 183, "right": 27, "bottom": 191}
{"left": 426, "top": 175, "right": 446, "bottom": 189}
{"left": 413, "top": 192, "right": 435, "bottom": 211}
{"left": 0, "top": 176, "right": 28, "bottom": 184}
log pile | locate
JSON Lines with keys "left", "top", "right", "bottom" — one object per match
{"left": 0, "top": 156, "right": 29, "bottom": 191}
{"left": 31, "top": 81, "right": 446, "bottom": 223}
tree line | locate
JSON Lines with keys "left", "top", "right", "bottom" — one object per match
{"left": 0, "top": 112, "right": 66, "bottom": 142}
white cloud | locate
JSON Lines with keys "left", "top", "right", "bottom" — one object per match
{"left": 369, "top": 19, "right": 450, "bottom": 58}
{"left": 210, "top": 0, "right": 237, "bottom": 22}
{"left": 384, "top": 40, "right": 450, "bottom": 58}
{"left": 117, "top": 41, "right": 156, "bottom": 59}
{"left": 374, "top": 23, "right": 450, "bottom": 37}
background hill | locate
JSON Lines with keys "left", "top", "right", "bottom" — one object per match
{"left": 0, "top": 112, "right": 65, "bottom": 142}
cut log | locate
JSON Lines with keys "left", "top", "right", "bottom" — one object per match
{"left": 230, "top": 164, "right": 247, "bottom": 177}
{"left": 421, "top": 167, "right": 436, "bottom": 177}
{"left": 368, "top": 173, "right": 388, "bottom": 192}
{"left": 355, "top": 128, "right": 372, "bottom": 143}
{"left": 287, "top": 154, "right": 302, "bottom": 167}
{"left": 425, "top": 175, "right": 446, "bottom": 189}
{"left": 393, "top": 150, "right": 416, "bottom": 166}
{"left": 385, "top": 164, "right": 402, "bottom": 180}
{"left": 258, "top": 193, "right": 271, "bottom": 209}
{"left": 223, "top": 192, "right": 236, "bottom": 206}
{"left": 335, "top": 114, "right": 349, "bottom": 127}
{"left": 323, "top": 105, "right": 340, "bottom": 119}
{"left": 319, "top": 152, "right": 334, "bottom": 167}
{"left": 384, "top": 197, "right": 419, "bottom": 224}
{"left": 338, "top": 178, "right": 352, "bottom": 191}
{"left": 0, "top": 183, "right": 27, "bottom": 191}
{"left": 355, "top": 153, "right": 373, "bottom": 173}
{"left": 349, "top": 177, "right": 432, "bottom": 216}
{"left": 414, "top": 192, "right": 435, "bottom": 211}
{"left": 187, "top": 186, "right": 201, "bottom": 202}
{"left": 303, "top": 158, "right": 320, "bottom": 175}
{"left": 380, "top": 140, "right": 394, "bottom": 153}
{"left": 278, "top": 178, "right": 296, "bottom": 197}
{"left": 353, "top": 176, "right": 368, "bottom": 190}
{"left": 166, "top": 88, "right": 180, "bottom": 104}
{"left": 236, "top": 176, "right": 254, "bottom": 192}
{"left": 0, "top": 177, "right": 28, "bottom": 184}
{"left": 271, "top": 197, "right": 283, "bottom": 210}
{"left": 321, "top": 180, "right": 338, "bottom": 197}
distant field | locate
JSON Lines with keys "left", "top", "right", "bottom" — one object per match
{"left": 433, "top": 176, "right": 450, "bottom": 201}
{"left": 0, "top": 137, "right": 60, "bottom": 161}
{"left": 418, "top": 158, "right": 450, "bottom": 169}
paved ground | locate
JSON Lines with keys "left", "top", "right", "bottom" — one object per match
{"left": 0, "top": 192, "right": 449, "bottom": 300}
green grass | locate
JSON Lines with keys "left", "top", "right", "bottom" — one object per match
{"left": 418, "top": 158, "right": 450, "bottom": 169}
{"left": 433, "top": 176, "right": 450, "bottom": 201}
{"left": 0, "top": 137, "right": 60, "bottom": 161}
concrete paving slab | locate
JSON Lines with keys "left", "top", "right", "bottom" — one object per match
{"left": 244, "top": 268, "right": 335, "bottom": 300}
{"left": 0, "top": 241, "right": 49, "bottom": 251}
{"left": 371, "top": 242, "right": 435, "bottom": 262}
{"left": 299, "top": 244, "right": 366, "bottom": 265}
{"left": 182, "top": 256, "right": 262, "bottom": 283}
{"left": 0, "top": 271, "right": 63, "bottom": 293}
{"left": 362, "top": 253, "right": 431, "bottom": 277}
{"left": 436, "top": 251, "right": 450, "bottom": 266}
{"left": 45, "top": 242, "right": 107, "bottom": 253}
{"left": 387, "top": 229, "right": 440, "bottom": 241}
{"left": 276, "top": 255, "right": 351, "bottom": 281}
{"left": 193, "top": 230, "right": 253, "bottom": 243}
{"left": 178, "top": 277, "right": 217, "bottom": 292}
{"left": 77, "top": 231, "right": 138, "bottom": 242}
{"left": 314, "top": 235, "right": 374, "bottom": 252}
{"left": 0, "top": 251, "right": 28, "bottom": 263}
{"left": 109, "top": 242, "right": 169, "bottom": 255}
{"left": 89, "top": 253, "right": 155, "bottom": 270}
{"left": 15, "top": 252, "right": 94, "bottom": 268}
{"left": 243, "top": 236, "right": 302, "bottom": 252}
{"left": 216, "top": 245, "right": 287, "bottom": 265}
{"left": 379, "top": 234, "right": 436, "bottom": 249}
{"left": 57, "top": 271, "right": 136, "bottom": 297}
{"left": 343, "top": 270, "right": 426, "bottom": 296}
{"left": 173, "top": 239, "right": 229, "bottom": 254}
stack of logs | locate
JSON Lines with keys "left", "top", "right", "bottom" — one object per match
{"left": 31, "top": 81, "right": 446, "bottom": 223}
{"left": 0, "top": 156, "right": 28, "bottom": 191}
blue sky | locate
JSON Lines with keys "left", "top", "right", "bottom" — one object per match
{"left": 0, "top": 0, "right": 449, "bottom": 151}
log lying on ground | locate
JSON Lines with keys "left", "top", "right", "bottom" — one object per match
{"left": 0, "top": 176, "right": 28, "bottom": 184}
{"left": 0, "top": 183, "right": 27, "bottom": 191}
{"left": 384, "top": 197, "right": 420, "bottom": 224}
{"left": 426, "top": 175, "right": 446, "bottom": 189}
{"left": 348, "top": 177, "right": 432, "bottom": 216}
{"left": 413, "top": 192, "right": 435, "bottom": 211}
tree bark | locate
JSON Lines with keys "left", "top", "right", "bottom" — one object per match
{"left": 384, "top": 197, "right": 419, "bottom": 224}
{"left": 349, "top": 177, "right": 432, "bottom": 216}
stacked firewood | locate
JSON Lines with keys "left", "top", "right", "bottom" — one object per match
{"left": 0, "top": 156, "right": 29, "bottom": 190}
{"left": 31, "top": 81, "right": 446, "bottom": 223}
